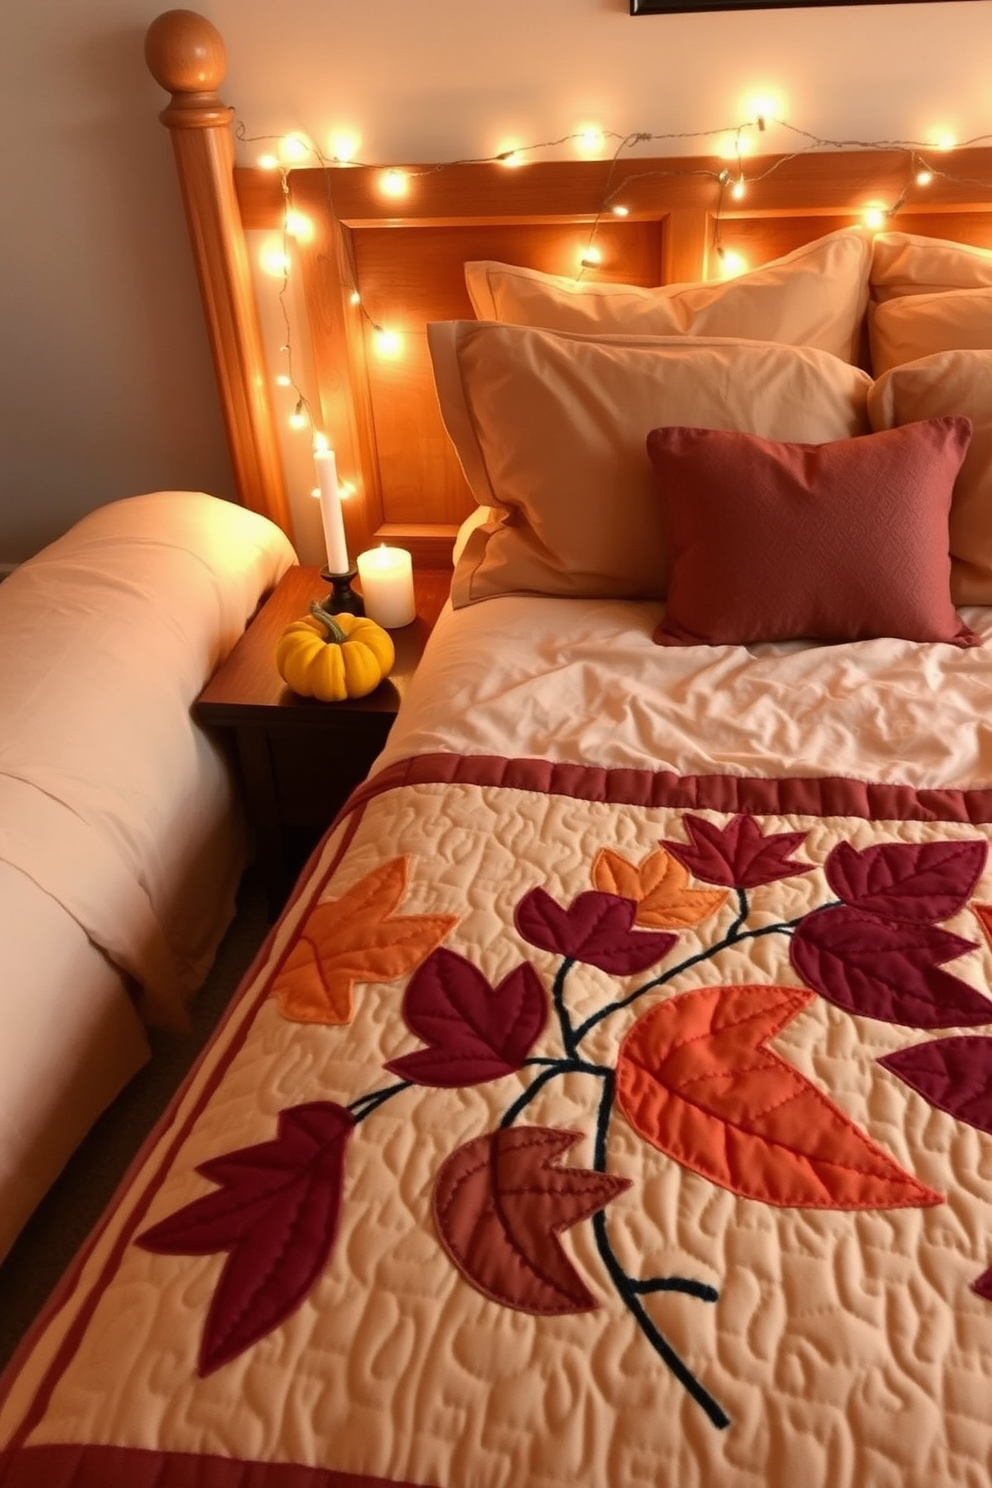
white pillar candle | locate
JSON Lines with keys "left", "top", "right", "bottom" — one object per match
{"left": 314, "top": 446, "right": 350, "bottom": 574}
{"left": 356, "top": 544, "right": 416, "bottom": 629}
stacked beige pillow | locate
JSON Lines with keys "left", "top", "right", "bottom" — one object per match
{"left": 867, "top": 232, "right": 992, "bottom": 605}
{"left": 465, "top": 228, "right": 871, "bottom": 364}
{"left": 444, "top": 230, "right": 874, "bottom": 608}
{"left": 436, "top": 226, "right": 992, "bottom": 622}
{"left": 430, "top": 323, "right": 872, "bottom": 608}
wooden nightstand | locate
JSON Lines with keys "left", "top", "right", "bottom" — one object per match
{"left": 196, "top": 564, "right": 450, "bottom": 914}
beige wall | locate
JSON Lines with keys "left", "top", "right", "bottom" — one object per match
{"left": 0, "top": 0, "right": 988, "bottom": 563}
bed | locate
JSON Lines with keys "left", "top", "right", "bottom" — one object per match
{"left": 0, "top": 490, "right": 296, "bottom": 1265}
{"left": 1, "top": 7, "right": 992, "bottom": 1484}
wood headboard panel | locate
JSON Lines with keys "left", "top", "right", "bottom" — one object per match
{"left": 145, "top": 10, "right": 992, "bottom": 568}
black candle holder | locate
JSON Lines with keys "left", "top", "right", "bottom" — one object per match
{"left": 320, "top": 566, "right": 365, "bottom": 616}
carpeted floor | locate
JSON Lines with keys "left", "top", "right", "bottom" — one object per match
{"left": 0, "top": 865, "right": 271, "bottom": 1373}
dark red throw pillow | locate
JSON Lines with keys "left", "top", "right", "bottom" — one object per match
{"left": 647, "top": 417, "right": 978, "bottom": 648}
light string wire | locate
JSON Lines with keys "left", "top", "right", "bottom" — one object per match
{"left": 233, "top": 116, "right": 992, "bottom": 436}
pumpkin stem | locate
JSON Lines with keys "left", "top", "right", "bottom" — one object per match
{"left": 309, "top": 600, "right": 348, "bottom": 645}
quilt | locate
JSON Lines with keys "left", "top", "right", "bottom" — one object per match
{"left": 2, "top": 752, "right": 992, "bottom": 1487}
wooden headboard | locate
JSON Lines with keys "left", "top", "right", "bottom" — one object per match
{"left": 144, "top": 9, "right": 992, "bottom": 569}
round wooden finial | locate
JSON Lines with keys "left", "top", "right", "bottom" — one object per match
{"left": 145, "top": 9, "right": 226, "bottom": 98}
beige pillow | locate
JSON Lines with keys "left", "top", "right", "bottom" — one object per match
{"left": 870, "top": 232, "right": 992, "bottom": 303}
{"left": 870, "top": 287, "right": 992, "bottom": 375}
{"left": 428, "top": 321, "right": 872, "bottom": 609}
{"left": 868, "top": 350, "right": 992, "bottom": 604}
{"left": 464, "top": 228, "right": 872, "bottom": 364}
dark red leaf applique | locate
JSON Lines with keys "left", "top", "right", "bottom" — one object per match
{"left": 615, "top": 984, "right": 942, "bottom": 1210}
{"left": 825, "top": 839, "right": 987, "bottom": 925}
{"left": 433, "top": 1127, "right": 630, "bottom": 1314}
{"left": 515, "top": 888, "right": 676, "bottom": 974}
{"left": 971, "top": 902, "right": 992, "bottom": 954}
{"left": 791, "top": 906, "right": 990, "bottom": 1029}
{"left": 660, "top": 815, "right": 811, "bottom": 889}
{"left": 879, "top": 1037, "right": 992, "bottom": 1134}
{"left": 136, "top": 1102, "right": 354, "bottom": 1376}
{"left": 973, "top": 1268, "right": 992, "bottom": 1302}
{"left": 384, "top": 947, "right": 547, "bottom": 1087}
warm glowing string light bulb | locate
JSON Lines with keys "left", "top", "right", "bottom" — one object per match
{"left": 276, "top": 373, "right": 292, "bottom": 387}
{"left": 862, "top": 205, "right": 888, "bottom": 230}
{"left": 380, "top": 168, "right": 408, "bottom": 198}
{"left": 331, "top": 133, "right": 360, "bottom": 164}
{"left": 280, "top": 134, "right": 310, "bottom": 164}
{"left": 916, "top": 168, "right": 934, "bottom": 187}
{"left": 260, "top": 240, "right": 291, "bottom": 277}
{"left": 580, "top": 245, "right": 602, "bottom": 268}
{"left": 373, "top": 328, "right": 402, "bottom": 357}
{"left": 258, "top": 153, "right": 279, "bottom": 171}
{"left": 289, "top": 399, "right": 308, "bottom": 430}
{"left": 576, "top": 128, "right": 605, "bottom": 157}
{"left": 731, "top": 178, "right": 747, "bottom": 201}
{"left": 718, "top": 249, "right": 747, "bottom": 278}
{"left": 350, "top": 290, "right": 362, "bottom": 306}
{"left": 284, "top": 210, "right": 314, "bottom": 242}
{"left": 611, "top": 203, "right": 629, "bottom": 217}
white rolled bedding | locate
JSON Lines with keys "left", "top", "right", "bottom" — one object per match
{"left": 0, "top": 489, "right": 296, "bottom": 1259}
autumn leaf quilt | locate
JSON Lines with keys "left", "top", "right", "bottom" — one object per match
{"left": 2, "top": 752, "right": 992, "bottom": 1487}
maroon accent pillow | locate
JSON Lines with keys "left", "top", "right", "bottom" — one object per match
{"left": 647, "top": 417, "right": 978, "bottom": 649}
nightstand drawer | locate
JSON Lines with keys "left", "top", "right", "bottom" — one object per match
{"left": 265, "top": 714, "right": 393, "bottom": 825}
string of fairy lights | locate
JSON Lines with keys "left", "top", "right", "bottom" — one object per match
{"left": 231, "top": 114, "right": 992, "bottom": 446}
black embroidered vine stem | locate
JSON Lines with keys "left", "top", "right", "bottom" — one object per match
{"left": 726, "top": 886, "right": 750, "bottom": 942}
{"left": 349, "top": 1081, "right": 413, "bottom": 1123}
{"left": 589, "top": 1073, "right": 730, "bottom": 1430}
{"left": 499, "top": 1058, "right": 607, "bottom": 1129}
{"left": 552, "top": 956, "right": 580, "bottom": 1058}
{"left": 572, "top": 907, "right": 823, "bottom": 1044}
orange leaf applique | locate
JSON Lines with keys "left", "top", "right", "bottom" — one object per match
{"left": 592, "top": 847, "right": 727, "bottom": 930}
{"left": 271, "top": 856, "right": 458, "bottom": 1025}
{"left": 616, "top": 984, "right": 943, "bottom": 1211}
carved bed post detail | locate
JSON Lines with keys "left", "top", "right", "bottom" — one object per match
{"left": 145, "top": 9, "right": 292, "bottom": 538}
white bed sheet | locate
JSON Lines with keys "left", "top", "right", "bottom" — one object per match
{"left": 376, "top": 593, "right": 992, "bottom": 792}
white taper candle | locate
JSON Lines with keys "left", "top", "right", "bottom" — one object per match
{"left": 314, "top": 446, "right": 349, "bottom": 574}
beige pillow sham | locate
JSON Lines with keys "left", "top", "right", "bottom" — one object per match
{"left": 870, "top": 287, "right": 992, "bottom": 375}
{"left": 870, "top": 231, "right": 992, "bottom": 303}
{"left": 868, "top": 349, "right": 992, "bottom": 605}
{"left": 428, "top": 321, "right": 872, "bottom": 609}
{"left": 464, "top": 228, "right": 872, "bottom": 365}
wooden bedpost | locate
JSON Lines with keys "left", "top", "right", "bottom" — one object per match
{"left": 145, "top": 9, "right": 292, "bottom": 539}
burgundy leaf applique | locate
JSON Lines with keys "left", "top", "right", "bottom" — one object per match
{"left": 136, "top": 1102, "right": 354, "bottom": 1376}
{"left": 825, "top": 839, "right": 988, "bottom": 925}
{"left": 791, "top": 906, "right": 991, "bottom": 1029}
{"left": 384, "top": 947, "right": 547, "bottom": 1087}
{"left": 616, "top": 985, "right": 941, "bottom": 1210}
{"left": 973, "top": 1268, "right": 992, "bottom": 1302}
{"left": 515, "top": 887, "right": 676, "bottom": 974}
{"left": 879, "top": 1037, "right": 992, "bottom": 1134}
{"left": 433, "top": 1126, "right": 630, "bottom": 1314}
{"left": 661, "top": 815, "right": 811, "bottom": 889}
